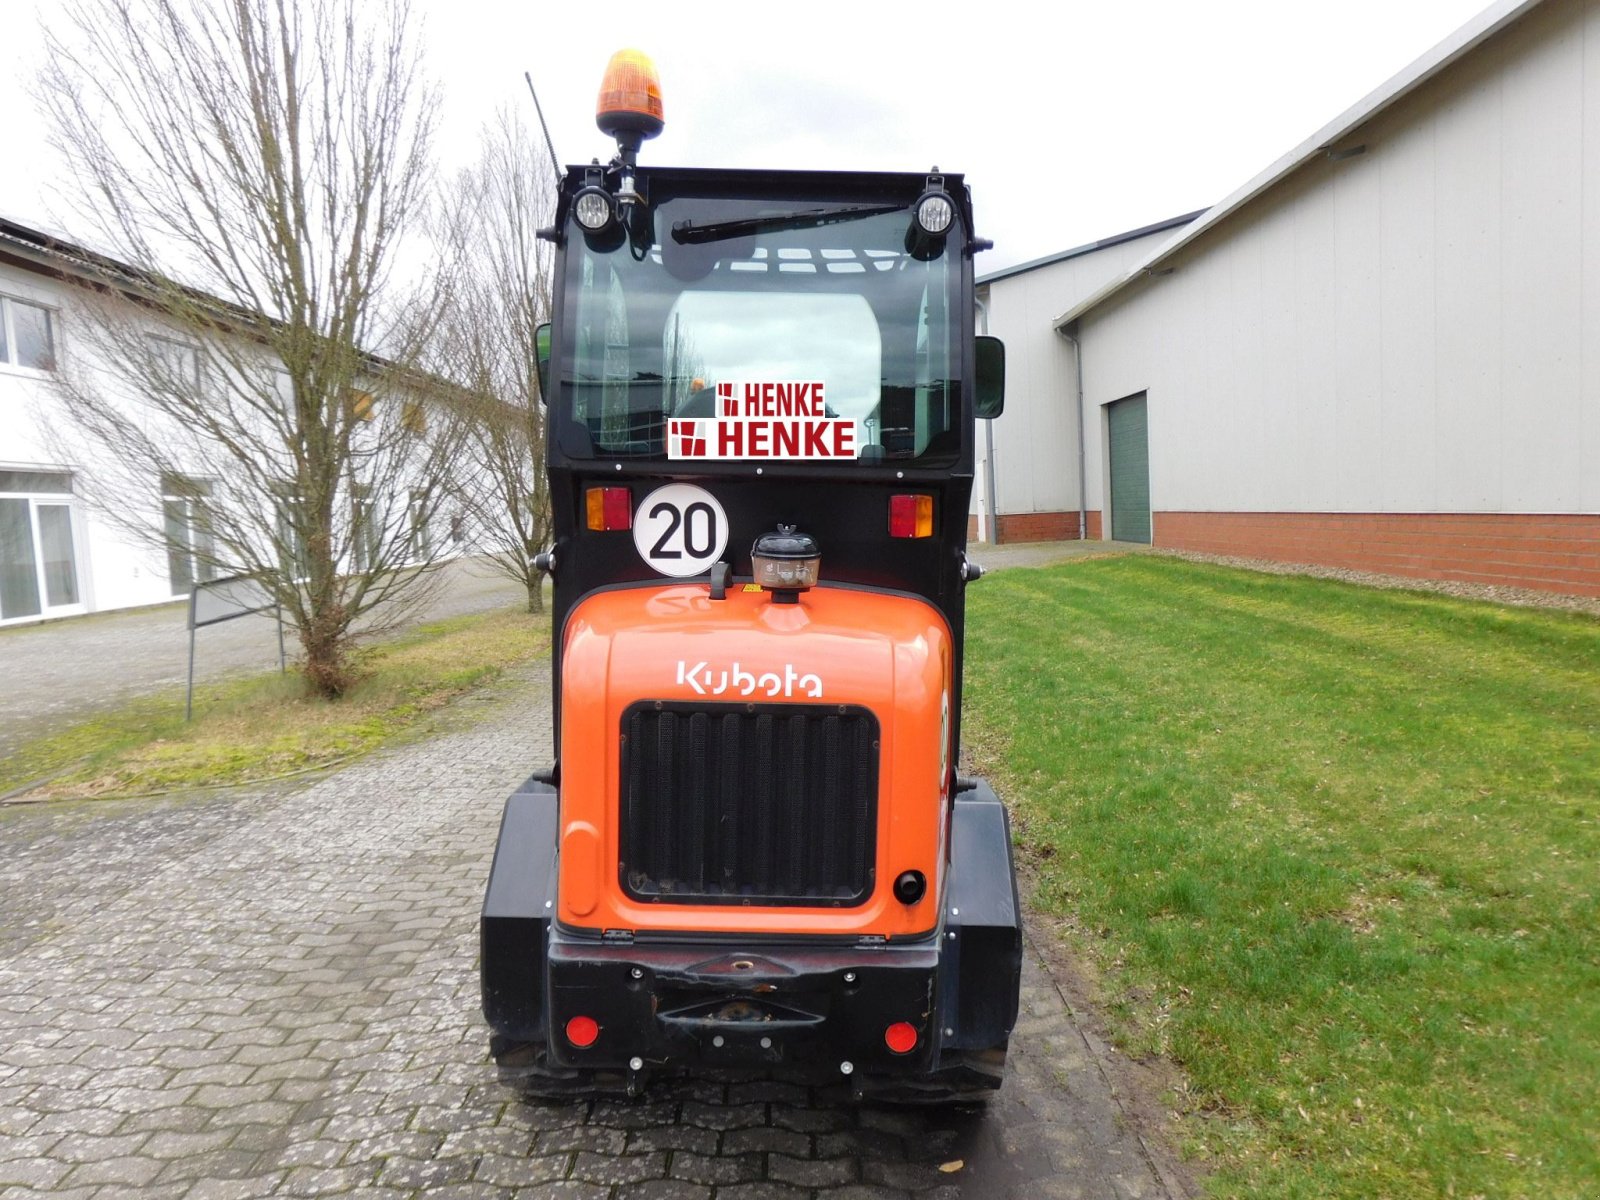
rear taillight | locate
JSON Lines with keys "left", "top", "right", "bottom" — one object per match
{"left": 889, "top": 494, "right": 933, "bottom": 538}
{"left": 566, "top": 1015, "right": 599, "bottom": 1047}
{"left": 586, "top": 487, "right": 632, "bottom": 531}
{"left": 884, "top": 1021, "right": 918, "bottom": 1054}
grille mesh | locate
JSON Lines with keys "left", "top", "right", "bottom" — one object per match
{"left": 620, "top": 702, "right": 878, "bottom": 905}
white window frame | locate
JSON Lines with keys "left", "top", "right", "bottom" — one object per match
{"left": 350, "top": 484, "right": 378, "bottom": 574}
{"left": 0, "top": 470, "right": 85, "bottom": 624}
{"left": 271, "top": 482, "right": 309, "bottom": 582}
{"left": 146, "top": 334, "right": 204, "bottom": 392}
{"left": 160, "top": 472, "right": 219, "bottom": 597}
{"left": 407, "top": 488, "right": 432, "bottom": 562}
{"left": 0, "top": 294, "right": 61, "bottom": 377}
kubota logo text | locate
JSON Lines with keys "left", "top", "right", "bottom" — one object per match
{"left": 675, "top": 660, "right": 824, "bottom": 699}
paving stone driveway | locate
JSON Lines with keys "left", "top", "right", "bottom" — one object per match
{"left": 0, "top": 664, "right": 1181, "bottom": 1200}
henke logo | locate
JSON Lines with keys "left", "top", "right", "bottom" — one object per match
{"left": 669, "top": 380, "right": 855, "bottom": 461}
{"left": 676, "top": 660, "right": 824, "bottom": 699}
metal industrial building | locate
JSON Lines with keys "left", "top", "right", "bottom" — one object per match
{"left": 971, "top": 212, "right": 1201, "bottom": 543}
{"left": 979, "top": 0, "right": 1599, "bottom": 597}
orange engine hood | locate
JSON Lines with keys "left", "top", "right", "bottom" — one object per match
{"left": 557, "top": 582, "right": 953, "bottom": 938}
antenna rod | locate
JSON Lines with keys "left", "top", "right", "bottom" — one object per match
{"left": 524, "top": 71, "right": 564, "bottom": 189}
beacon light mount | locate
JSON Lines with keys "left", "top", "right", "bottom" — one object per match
{"left": 593, "top": 48, "right": 663, "bottom": 240}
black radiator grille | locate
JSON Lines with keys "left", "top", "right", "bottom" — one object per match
{"left": 619, "top": 702, "right": 879, "bottom": 906}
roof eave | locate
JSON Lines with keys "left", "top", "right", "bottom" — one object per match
{"left": 975, "top": 209, "right": 1207, "bottom": 286}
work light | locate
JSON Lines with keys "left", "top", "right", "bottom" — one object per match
{"left": 915, "top": 192, "right": 954, "bottom": 236}
{"left": 573, "top": 187, "right": 614, "bottom": 231}
{"left": 751, "top": 525, "right": 821, "bottom": 603}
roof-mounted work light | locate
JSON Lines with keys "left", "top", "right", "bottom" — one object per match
{"left": 915, "top": 192, "right": 953, "bottom": 236}
{"left": 573, "top": 185, "right": 614, "bottom": 232}
{"left": 907, "top": 173, "right": 955, "bottom": 260}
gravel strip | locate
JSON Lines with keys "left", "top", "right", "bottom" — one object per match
{"left": 1157, "top": 548, "right": 1600, "bottom": 617}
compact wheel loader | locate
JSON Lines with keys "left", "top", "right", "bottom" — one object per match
{"left": 481, "top": 49, "right": 1022, "bottom": 1102}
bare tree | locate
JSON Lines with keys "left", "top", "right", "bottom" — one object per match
{"left": 433, "top": 111, "right": 555, "bottom": 614}
{"left": 36, "top": 0, "right": 456, "bottom": 696}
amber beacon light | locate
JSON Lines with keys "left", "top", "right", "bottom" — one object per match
{"left": 596, "top": 49, "right": 664, "bottom": 152}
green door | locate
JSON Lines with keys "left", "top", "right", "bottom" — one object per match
{"left": 1107, "top": 393, "right": 1151, "bottom": 544}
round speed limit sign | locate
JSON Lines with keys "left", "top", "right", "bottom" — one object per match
{"left": 632, "top": 484, "right": 729, "bottom": 578}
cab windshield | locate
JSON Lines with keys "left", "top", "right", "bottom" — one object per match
{"left": 557, "top": 196, "right": 960, "bottom": 465}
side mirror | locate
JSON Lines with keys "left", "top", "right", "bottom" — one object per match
{"left": 974, "top": 335, "right": 1005, "bottom": 420}
{"left": 535, "top": 322, "right": 551, "bottom": 404}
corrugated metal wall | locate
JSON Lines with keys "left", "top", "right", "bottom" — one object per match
{"left": 1077, "top": 0, "right": 1600, "bottom": 521}
{"left": 976, "top": 229, "right": 1178, "bottom": 531}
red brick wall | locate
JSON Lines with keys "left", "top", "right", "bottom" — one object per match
{"left": 967, "top": 511, "right": 1085, "bottom": 543}
{"left": 1085, "top": 510, "right": 1103, "bottom": 541}
{"left": 996, "top": 511, "right": 1079, "bottom": 543}
{"left": 1156, "top": 511, "right": 1600, "bottom": 597}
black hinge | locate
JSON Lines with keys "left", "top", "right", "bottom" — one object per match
{"left": 602, "top": 929, "right": 635, "bottom": 944}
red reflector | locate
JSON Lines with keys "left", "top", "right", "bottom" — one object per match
{"left": 566, "top": 1015, "right": 599, "bottom": 1048}
{"left": 884, "top": 1021, "right": 918, "bottom": 1054}
{"left": 586, "top": 487, "right": 632, "bottom": 531}
{"left": 603, "top": 487, "right": 632, "bottom": 530}
{"left": 888, "top": 494, "right": 933, "bottom": 538}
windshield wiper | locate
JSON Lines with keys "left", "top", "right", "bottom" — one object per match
{"left": 671, "top": 204, "right": 903, "bottom": 245}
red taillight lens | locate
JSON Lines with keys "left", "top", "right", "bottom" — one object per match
{"left": 888, "top": 494, "right": 934, "bottom": 538}
{"left": 566, "top": 1015, "right": 599, "bottom": 1048}
{"left": 884, "top": 1021, "right": 918, "bottom": 1054}
{"left": 586, "top": 487, "right": 632, "bottom": 531}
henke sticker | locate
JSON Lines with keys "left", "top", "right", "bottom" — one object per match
{"left": 669, "top": 380, "right": 855, "bottom": 461}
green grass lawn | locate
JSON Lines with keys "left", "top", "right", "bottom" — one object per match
{"left": 964, "top": 556, "right": 1599, "bottom": 1199}
{"left": 2, "top": 607, "right": 546, "bottom": 801}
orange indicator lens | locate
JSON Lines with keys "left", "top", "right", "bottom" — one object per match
{"left": 888, "top": 494, "right": 934, "bottom": 538}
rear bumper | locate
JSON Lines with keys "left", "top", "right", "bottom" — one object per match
{"left": 480, "top": 777, "right": 1022, "bottom": 1093}
{"left": 546, "top": 934, "right": 943, "bottom": 1077}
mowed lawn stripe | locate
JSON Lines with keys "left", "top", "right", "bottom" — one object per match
{"left": 965, "top": 556, "right": 1599, "bottom": 1199}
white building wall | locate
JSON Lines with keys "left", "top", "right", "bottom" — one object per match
{"left": 1, "top": 248, "right": 459, "bottom": 625}
{"left": 1, "top": 260, "right": 177, "bottom": 622}
{"left": 975, "top": 226, "right": 1185, "bottom": 537}
{"left": 1077, "top": 0, "right": 1599, "bottom": 522}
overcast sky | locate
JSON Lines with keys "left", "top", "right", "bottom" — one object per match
{"left": 2, "top": 0, "right": 1492, "bottom": 275}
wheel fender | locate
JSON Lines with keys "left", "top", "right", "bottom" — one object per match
{"left": 481, "top": 780, "right": 558, "bottom": 1046}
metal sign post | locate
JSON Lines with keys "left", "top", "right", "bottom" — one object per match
{"left": 185, "top": 573, "right": 288, "bottom": 721}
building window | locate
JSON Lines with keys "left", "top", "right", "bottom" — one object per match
{"left": 407, "top": 489, "right": 432, "bottom": 561}
{"left": 272, "top": 484, "right": 309, "bottom": 580}
{"left": 0, "top": 297, "right": 58, "bottom": 372}
{"left": 161, "top": 473, "right": 217, "bottom": 596}
{"left": 350, "top": 485, "right": 377, "bottom": 573}
{"left": 147, "top": 336, "right": 202, "bottom": 391}
{"left": 0, "top": 470, "right": 80, "bottom": 621}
